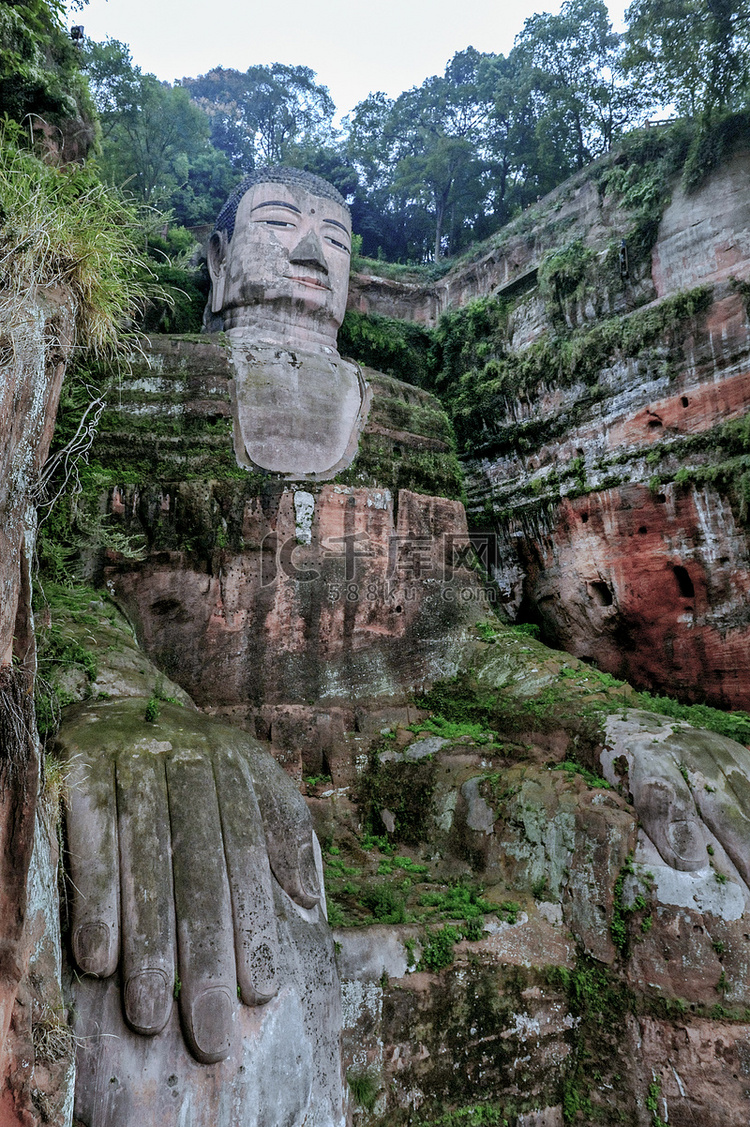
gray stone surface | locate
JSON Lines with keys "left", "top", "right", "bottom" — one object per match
{"left": 228, "top": 339, "right": 369, "bottom": 479}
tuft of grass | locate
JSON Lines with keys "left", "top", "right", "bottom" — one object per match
{"left": 347, "top": 1068, "right": 379, "bottom": 1111}
{"left": 0, "top": 127, "right": 160, "bottom": 352}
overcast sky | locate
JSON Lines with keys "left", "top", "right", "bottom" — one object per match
{"left": 68, "top": 0, "right": 628, "bottom": 120}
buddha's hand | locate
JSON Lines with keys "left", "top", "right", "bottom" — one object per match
{"left": 602, "top": 711, "right": 750, "bottom": 884}
{"left": 60, "top": 700, "right": 323, "bottom": 1064}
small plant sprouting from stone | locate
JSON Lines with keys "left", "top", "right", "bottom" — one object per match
{"left": 706, "top": 843, "right": 715, "bottom": 855}
{"left": 532, "top": 875, "right": 548, "bottom": 899}
{"left": 347, "top": 1068, "right": 379, "bottom": 1111}
{"left": 646, "top": 1079, "right": 666, "bottom": 1127}
{"left": 173, "top": 977, "right": 181, "bottom": 998}
{"left": 715, "top": 871, "right": 728, "bottom": 885}
{"left": 32, "top": 1001, "right": 77, "bottom": 1064}
{"left": 144, "top": 695, "right": 161, "bottom": 723}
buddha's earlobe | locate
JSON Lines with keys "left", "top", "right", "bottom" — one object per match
{"left": 208, "top": 230, "right": 228, "bottom": 313}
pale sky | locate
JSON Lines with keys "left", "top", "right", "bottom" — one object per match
{"left": 68, "top": 0, "right": 628, "bottom": 121}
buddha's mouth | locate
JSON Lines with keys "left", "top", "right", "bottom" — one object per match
{"left": 287, "top": 273, "right": 331, "bottom": 291}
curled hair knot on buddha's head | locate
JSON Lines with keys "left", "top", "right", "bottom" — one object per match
{"left": 214, "top": 166, "right": 349, "bottom": 243}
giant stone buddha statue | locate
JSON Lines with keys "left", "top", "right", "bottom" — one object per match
{"left": 63, "top": 167, "right": 377, "bottom": 1127}
{"left": 206, "top": 167, "right": 370, "bottom": 479}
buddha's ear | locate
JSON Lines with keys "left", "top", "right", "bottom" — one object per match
{"left": 207, "top": 230, "right": 228, "bottom": 313}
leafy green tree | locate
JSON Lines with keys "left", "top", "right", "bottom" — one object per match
{"left": 624, "top": 0, "right": 750, "bottom": 115}
{"left": 83, "top": 40, "right": 234, "bottom": 224}
{"left": 182, "top": 63, "right": 335, "bottom": 169}
{"left": 515, "top": 0, "right": 648, "bottom": 170}
{"left": 346, "top": 50, "right": 495, "bottom": 260}
{"left": 0, "top": 0, "right": 94, "bottom": 149}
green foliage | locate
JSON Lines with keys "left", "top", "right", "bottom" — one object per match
{"left": 182, "top": 63, "right": 335, "bottom": 169}
{"left": 682, "top": 108, "right": 750, "bottom": 192}
{"left": 339, "top": 309, "right": 436, "bottom": 388}
{"left": 419, "top": 924, "right": 462, "bottom": 971}
{"left": 0, "top": 133, "right": 158, "bottom": 351}
{"left": 414, "top": 1106, "right": 510, "bottom": 1127}
{"left": 378, "top": 856, "right": 429, "bottom": 876}
{"left": 610, "top": 854, "right": 651, "bottom": 954}
{"left": 359, "top": 884, "right": 406, "bottom": 923}
{"left": 347, "top": 1068, "right": 380, "bottom": 1111}
{"left": 33, "top": 581, "right": 109, "bottom": 736}
{"left": 624, "top": 0, "right": 750, "bottom": 117}
{"left": 539, "top": 239, "right": 595, "bottom": 314}
{"left": 433, "top": 283, "right": 713, "bottom": 456}
{"left": 633, "top": 691, "right": 750, "bottom": 745}
{"left": 83, "top": 39, "right": 236, "bottom": 222}
{"left": 419, "top": 884, "right": 494, "bottom": 920}
{"left": 553, "top": 760, "right": 611, "bottom": 789}
{"left": 410, "top": 714, "right": 494, "bottom": 744}
{"left": 414, "top": 673, "right": 606, "bottom": 757}
{"left": 144, "top": 694, "right": 161, "bottom": 723}
{"left": 0, "top": 0, "right": 94, "bottom": 132}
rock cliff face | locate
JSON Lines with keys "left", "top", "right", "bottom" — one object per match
{"left": 463, "top": 152, "right": 750, "bottom": 708}
{"left": 353, "top": 144, "right": 750, "bottom": 709}
{"left": 0, "top": 289, "right": 77, "bottom": 1123}
{"left": 3, "top": 140, "right": 750, "bottom": 1127}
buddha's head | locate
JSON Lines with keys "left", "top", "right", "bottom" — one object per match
{"left": 207, "top": 167, "right": 352, "bottom": 351}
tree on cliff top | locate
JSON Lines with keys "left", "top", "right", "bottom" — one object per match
{"left": 181, "top": 64, "right": 336, "bottom": 169}
{"left": 0, "top": 0, "right": 95, "bottom": 157}
{"left": 83, "top": 39, "right": 235, "bottom": 224}
{"left": 514, "top": 0, "right": 649, "bottom": 170}
{"left": 624, "top": 0, "right": 750, "bottom": 115}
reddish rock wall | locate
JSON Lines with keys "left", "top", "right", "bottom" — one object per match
{"left": 106, "top": 483, "right": 486, "bottom": 777}
{"left": 461, "top": 150, "right": 750, "bottom": 708}
{"left": 0, "top": 289, "right": 77, "bottom": 1119}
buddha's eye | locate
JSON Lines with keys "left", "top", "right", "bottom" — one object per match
{"left": 263, "top": 219, "right": 296, "bottom": 228}
{"left": 325, "top": 236, "right": 350, "bottom": 253}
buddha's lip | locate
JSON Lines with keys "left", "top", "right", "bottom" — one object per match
{"left": 287, "top": 273, "right": 331, "bottom": 290}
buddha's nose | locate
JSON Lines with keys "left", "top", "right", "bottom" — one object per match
{"left": 289, "top": 230, "right": 328, "bottom": 274}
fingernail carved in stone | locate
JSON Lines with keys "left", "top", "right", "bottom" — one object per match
{"left": 246, "top": 941, "right": 278, "bottom": 1004}
{"left": 666, "top": 817, "right": 705, "bottom": 870}
{"left": 124, "top": 970, "right": 172, "bottom": 1035}
{"left": 74, "top": 923, "right": 116, "bottom": 977}
{"left": 296, "top": 840, "right": 321, "bottom": 909}
{"left": 187, "top": 987, "right": 234, "bottom": 1064}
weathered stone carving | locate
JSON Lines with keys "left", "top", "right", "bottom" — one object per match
{"left": 602, "top": 711, "right": 750, "bottom": 917}
{"left": 207, "top": 167, "right": 370, "bottom": 479}
{"left": 61, "top": 699, "right": 342, "bottom": 1127}
{"left": 62, "top": 169, "right": 367, "bottom": 1126}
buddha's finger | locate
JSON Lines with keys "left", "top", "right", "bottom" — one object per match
{"left": 247, "top": 748, "right": 322, "bottom": 910}
{"left": 66, "top": 751, "right": 120, "bottom": 978}
{"left": 675, "top": 731, "right": 750, "bottom": 885}
{"left": 166, "top": 754, "right": 236, "bottom": 1064}
{"left": 116, "top": 750, "right": 175, "bottom": 1035}
{"left": 213, "top": 747, "right": 279, "bottom": 1006}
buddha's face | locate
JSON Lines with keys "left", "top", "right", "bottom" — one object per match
{"left": 208, "top": 180, "right": 352, "bottom": 348}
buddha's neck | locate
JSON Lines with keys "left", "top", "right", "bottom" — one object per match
{"left": 222, "top": 308, "right": 340, "bottom": 355}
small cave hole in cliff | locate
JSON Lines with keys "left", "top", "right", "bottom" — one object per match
{"left": 681, "top": 396, "right": 690, "bottom": 408}
{"left": 581, "top": 512, "right": 589, "bottom": 523}
{"left": 673, "top": 565, "right": 695, "bottom": 598}
{"left": 590, "top": 580, "right": 614, "bottom": 607}
{"left": 638, "top": 525, "right": 648, "bottom": 535}
{"left": 150, "top": 596, "right": 184, "bottom": 617}
{"left": 647, "top": 417, "right": 663, "bottom": 429}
